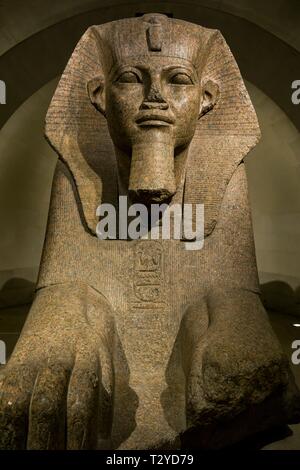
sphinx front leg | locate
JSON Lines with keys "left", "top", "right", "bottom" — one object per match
{"left": 183, "top": 288, "right": 293, "bottom": 437}
{"left": 0, "top": 282, "right": 115, "bottom": 450}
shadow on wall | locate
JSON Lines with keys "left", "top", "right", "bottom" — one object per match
{"left": 260, "top": 281, "right": 300, "bottom": 317}
{"left": 0, "top": 279, "right": 32, "bottom": 361}
{"left": 0, "top": 277, "right": 35, "bottom": 309}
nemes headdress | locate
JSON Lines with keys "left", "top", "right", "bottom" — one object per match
{"left": 45, "top": 14, "right": 260, "bottom": 237}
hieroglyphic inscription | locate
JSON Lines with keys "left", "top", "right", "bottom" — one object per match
{"left": 132, "top": 241, "right": 165, "bottom": 310}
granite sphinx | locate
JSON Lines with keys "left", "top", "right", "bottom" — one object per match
{"left": 0, "top": 14, "right": 299, "bottom": 450}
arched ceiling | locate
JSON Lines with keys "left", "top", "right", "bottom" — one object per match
{"left": 0, "top": 0, "right": 299, "bottom": 131}
{"left": 1, "top": 0, "right": 300, "bottom": 55}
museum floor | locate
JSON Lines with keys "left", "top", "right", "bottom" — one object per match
{"left": 0, "top": 304, "right": 299, "bottom": 450}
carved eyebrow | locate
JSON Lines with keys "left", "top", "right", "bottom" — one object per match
{"left": 110, "top": 63, "right": 198, "bottom": 81}
{"left": 163, "top": 65, "right": 195, "bottom": 74}
{"left": 111, "top": 66, "right": 143, "bottom": 82}
{"left": 164, "top": 66, "right": 198, "bottom": 81}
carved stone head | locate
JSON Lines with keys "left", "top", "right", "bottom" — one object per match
{"left": 45, "top": 14, "right": 260, "bottom": 237}
{"left": 87, "top": 14, "right": 219, "bottom": 204}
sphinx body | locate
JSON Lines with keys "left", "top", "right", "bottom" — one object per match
{"left": 0, "top": 14, "right": 299, "bottom": 450}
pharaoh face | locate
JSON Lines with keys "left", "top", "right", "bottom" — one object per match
{"left": 88, "top": 55, "right": 218, "bottom": 152}
{"left": 87, "top": 21, "right": 219, "bottom": 204}
{"left": 104, "top": 56, "right": 201, "bottom": 152}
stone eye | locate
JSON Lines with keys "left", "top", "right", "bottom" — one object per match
{"left": 117, "top": 71, "right": 141, "bottom": 84}
{"left": 170, "top": 73, "right": 193, "bottom": 85}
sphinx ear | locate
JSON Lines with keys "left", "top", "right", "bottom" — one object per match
{"left": 87, "top": 76, "right": 106, "bottom": 116}
{"left": 199, "top": 79, "right": 220, "bottom": 118}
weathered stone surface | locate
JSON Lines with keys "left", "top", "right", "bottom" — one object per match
{"left": 0, "top": 13, "right": 299, "bottom": 449}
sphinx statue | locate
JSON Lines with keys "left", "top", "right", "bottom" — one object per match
{"left": 0, "top": 13, "right": 299, "bottom": 450}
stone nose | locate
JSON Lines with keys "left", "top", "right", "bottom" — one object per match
{"left": 141, "top": 83, "right": 169, "bottom": 110}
